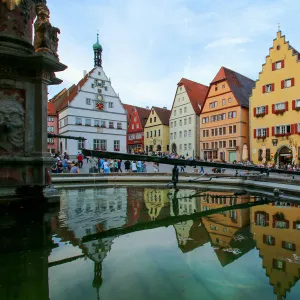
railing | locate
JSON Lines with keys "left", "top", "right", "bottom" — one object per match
{"left": 81, "top": 149, "right": 300, "bottom": 176}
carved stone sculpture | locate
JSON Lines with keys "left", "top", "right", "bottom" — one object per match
{"left": 34, "top": 3, "right": 60, "bottom": 57}
{"left": 0, "top": 90, "right": 25, "bottom": 154}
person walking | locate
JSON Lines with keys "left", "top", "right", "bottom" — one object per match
{"left": 199, "top": 166, "right": 205, "bottom": 174}
{"left": 77, "top": 152, "right": 83, "bottom": 168}
{"left": 103, "top": 159, "right": 110, "bottom": 174}
{"left": 118, "top": 160, "right": 123, "bottom": 173}
{"left": 124, "top": 160, "right": 130, "bottom": 172}
{"left": 137, "top": 161, "right": 142, "bottom": 173}
{"left": 132, "top": 161, "right": 138, "bottom": 173}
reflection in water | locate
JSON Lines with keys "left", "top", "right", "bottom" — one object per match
{"left": 1, "top": 187, "right": 300, "bottom": 299}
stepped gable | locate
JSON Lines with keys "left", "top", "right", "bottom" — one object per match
{"left": 211, "top": 67, "right": 255, "bottom": 108}
{"left": 177, "top": 78, "right": 208, "bottom": 115}
{"left": 153, "top": 106, "right": 171, "bottom": 125}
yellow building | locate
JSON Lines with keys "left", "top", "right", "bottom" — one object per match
{"left": 200, "top": 192, "right": 254, "bottom": 266}
{"left": 144, "top": 106, "right": 171, "bottom": 154}
{"left": 250, "top": 29, "right": 300, "bottom": 165}
{"left": 251, "top": 202, "right": 300, "bottom": 299}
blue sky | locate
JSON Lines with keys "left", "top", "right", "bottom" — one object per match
{"left": 48, "top": 0, "right": 300, "bottom": 108}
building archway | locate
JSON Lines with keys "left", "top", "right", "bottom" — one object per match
{"left": 149, "top": 145, "right": 153, "bottom": 152}
{"left": 171, "top": 143, "right": 177, "bottom": 153}
{"left": 145, "top": 146, "right": 149, "bottom": 153}
{"left": 156, "top": 145, "right": 161, "bottom": 151}
{"left": 278, "top": 146, "right": 293, "bottom": 165}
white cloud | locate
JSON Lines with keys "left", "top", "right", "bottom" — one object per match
{"left": 205, "top": 38, "right": 252, "bottom": 49}
{"left": 48, "top": 0, "right": 300, "bottom": 108}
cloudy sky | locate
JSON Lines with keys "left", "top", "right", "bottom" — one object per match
{"left": 48, "top": 0, "right": 300, "bottom": 109}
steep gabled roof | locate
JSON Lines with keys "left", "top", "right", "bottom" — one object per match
{"left": 50, "top": 68, "right": 96, "bottom": 112}
{"left": 122, "top": 104, "right": 135, "bottom": 123}
{"left": 153, "top": 106, "right": 171, "bottom": 126}
{"left": 177, "top": 78, "right": 208, "bottom": 115}
{"left": 211, "top": 67, "right": 255, "bottom": 108}
{"left": 135, "top": 107, "right": 151, "bottom": 127}
{"left": 122, "top": 104, "right": 151, "bottom": 127}
{"left": 47, "top": 101, "right": 56, "bottom": 116}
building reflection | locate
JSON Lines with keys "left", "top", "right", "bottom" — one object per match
{"left": 200, "top": 191, "right": 255, "bottom": 266}
{"left": 251, "top": 200, "right": 300, "bottom": 300}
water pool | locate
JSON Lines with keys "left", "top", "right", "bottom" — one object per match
{"left": 1, "top": 187, "right": 300, "bottom": 300}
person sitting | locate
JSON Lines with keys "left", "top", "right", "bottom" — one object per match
{"left": 71, "top": 162, "right": 80, "bottom": 174}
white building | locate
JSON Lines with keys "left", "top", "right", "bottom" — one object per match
{"left": 169, "top": 78, "right": 208, "bottom": 158}
{"left": 52, "top": 34, "right": 127, "bottom": 156}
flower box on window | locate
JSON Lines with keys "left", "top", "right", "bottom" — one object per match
{"left": 76, "top": 123, "right": 82, "bottom": 125}
{"left": 100, "top": 148, "right": 106, "bottom": 151}
{"left": 257, "top": 135, "right": 267, "bottom": 140}
{"left": 274, "top": 109, "right": 286, "bottom": 115}
{"left": 109, "top": 126, "right": 114, "bottom": 129}
{"left": 114, "top": 148, "right": 120, "bottom": 151}
{"left": 117, "top": 126, "right": 122, "bottom": 130}
{"left": 100, "top": 125, "right": 106, "bottom": 128}
{"left": 256, "top": 112, "right": 266, "bottom": 118}
{"left": 85, "top": 124, "right": 91, "bottom": 126}
{"left": 275, "top": 133, "right": 291, "bottom": 137}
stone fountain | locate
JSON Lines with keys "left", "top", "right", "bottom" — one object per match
{"left": 0, "top": 0, "right": 67, "bottom": 202}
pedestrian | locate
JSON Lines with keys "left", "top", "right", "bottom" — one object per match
{"left": 153, "top": 162, "right": 159, "bottom": 173}
{"left": 180, "top": 165, "right": 185, "bottom": 172}
{"left": 103, "top": 159, "right": 110, "bottom": 174}
{"left": 71, "top": 162, "right": 80, "bottom": 174}
{"left": 132, "top": 161, "right": 138, "bottom": 172}
{"left": 114, "top": 160, "right": 118, "bottom": 172}
{"left": 124, "top": 160, "right": 131, "bottom": 172}
{"left": 199, "top": 166, "right": 205, "bottom": 174}
{"left": 118, "top": 160, "right": 123, "bottom": 173}
{"left": 137, "top": 161, "right": 142, "bottom": 172}
{"left": 142, "top": 162, "right": 147, "bottom": 172}
{"left": 77, "top": 152, "right": 83, "bottom": 168}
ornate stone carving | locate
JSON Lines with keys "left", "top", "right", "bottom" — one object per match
{"left": 0, "top": 89, "right": 25, "bottom": 154}
{"left": 34, "top": 3, "right": 60, "bottom": 57}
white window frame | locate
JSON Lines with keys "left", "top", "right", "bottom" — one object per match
{"left": 94, "top": 120, "right": 99, "bottom": 127}
{"left": 93, "top": 139, "right": 100, "bottom": 150}
{"left": 76, "top": 117, "right": 82, "bottom": 125}
{"left": 184, "top": 107, "right": 187, "bottom": 113}
{"left": 296, "top": 99, "right": 300, "bottom": 108}
{"left": 78, "top": 140, "right": 84, "bottom": 149}
{"left": 284, "top": 79, "right": 292, "bottom": 88}
{"left": 222, "top": 99, "right": 226, "bottom": 106}
{"left": 179, "top": 131, "right": 182, "bottom": 138}
{"left": 86, "top": 98, "right": 91, "bottom": 105}
{"left": 100, "top": 139, "right": 107, "bottom": 150}
{"left": 184, "top": 118, "right": 187, "bottom": 125}
{"left": 184, "top": 130, "right": 187, "bottom": 137}
{"left": 109, "top": 121, "right": 114, "bottom": 129}
{"left": 101, "top": 120, "right": 106, "bottom": 128}
{"left": 188, "top": 130, "right": 191, "bottom": 137}
{"left": 48, "top": 116, "right": 54, "bottom": 122}
{"left": 188, "top": 117, "right": 192, "bottom": 124}
{"left": 256, "top": 106, "right": 266, "bottom": 114}
{"left": 47, "top": 126, "right": 54, "bottom": 132}
{"left": 275, "top": 125, "right": 291, "bottom": 135}
{"left": 275, "top": 61, "right": 282, "bottom": 70}
{"left": 114, "top": 140, "right": 120, "bottom": 151}
{"left": 174, "top": 132, "right": 177, "bottom": 139}
{"left": 275, "top": 102, "right": 286, "bottom": 111}
{"left": 108, "top": 102, "right": 114, "bottom": 108}
{"left": 117, "top": 122, "right": 122, "bottom": 129}
{"left": 266, "top": 84, "right": 272, "bottom": 93}
{"left": 85, "top": 119, "right": 91, "bottom": 126}
{"left": 256, "top": 128, "right": 267, "bottom": 137}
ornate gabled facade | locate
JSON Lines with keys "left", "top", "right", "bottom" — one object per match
{"left": 169, "top": 78, "right": 208, "bottom": 158}
{"left": 250, "top": 30, "right": 300, "bottom": 165}
{"left": 200, "top": 67, "right": 254, "bottom": 162}
{"left": 123, "top": 105, "right": 150, "bottom": 153}
{"left": 47, "top": 101, "right": 58, "bottom": 154}
{"left": 144, "top": 106, "right": 171, "bottom": 154}
{"left": 251, "top": 201, "right": 300, "bottom": 299}
{"left": 51, "top": 34, "right": 127, "bottom": 156}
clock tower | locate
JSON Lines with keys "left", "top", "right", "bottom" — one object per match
{"left": 93, "top": 33, "right": 103, "bottom": 67}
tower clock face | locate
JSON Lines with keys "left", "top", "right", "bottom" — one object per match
{"left": 97, "top": 94, "right": 103, "bottom": 101}
{"left": 96, "top": 80, "right": 102, "bottom": 87}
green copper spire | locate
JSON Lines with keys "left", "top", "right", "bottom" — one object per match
{"left": 93, "top": 33, "right": 103, "bottom": 51}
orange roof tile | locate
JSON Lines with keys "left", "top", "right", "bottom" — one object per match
{"left": 210, "top": 67, "right": 255, "bottom": 108}
{"left": 47, "top": 101, "right": 56, "bottom": 116}
{"left": 177, "top": 78, "right": 208, "bottom": 115}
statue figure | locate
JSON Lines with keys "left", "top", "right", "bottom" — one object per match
{"left": 33, "top": 3, "right": 60, "bottom": 57}
{"left": 0, "top": 91, "right": 25, "bottom": 154}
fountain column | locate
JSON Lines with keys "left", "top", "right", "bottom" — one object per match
{"left": 0, "top": 0, "right": 67, "bottom": 201}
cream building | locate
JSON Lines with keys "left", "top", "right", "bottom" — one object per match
{"left": 169, "top": 78, "right": 208, "bottom": 158}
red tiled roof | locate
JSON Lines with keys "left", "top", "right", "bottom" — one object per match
{"left": 210, "top": 67, "right": 255, "bottom": 108}
{"left": 122, "top": 104, "right": 136, "bottom": 123}
{"left": 122, "top": 104, "right": 151, "bottom": 126}
{"left": 47, "top": 101, "right": 56, "bottom": 116}
{"left": 152, "top": 106, "right": 171, "bottom": 126}
{"left": 177, "top": 78, "right": 208, "bottom": 115}
{"left": 135, "top": 107, "right": 151, "bottom": 128}
{"left": 50, "top": 68, "right": 96, "bottom": 112}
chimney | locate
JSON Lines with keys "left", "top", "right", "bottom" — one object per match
{"left": 83, "top": 70, "right": 87, "bottom": 77}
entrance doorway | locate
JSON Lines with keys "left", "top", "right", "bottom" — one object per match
{"left": 172, "top": 143, "right": 177, "bottom": 153}
{"left": 278, "top": 146, "right": 292, "bottom": 165}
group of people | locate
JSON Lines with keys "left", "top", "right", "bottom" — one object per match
{"left": 51, "top": 152, "right": 81, "bottom": 174}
